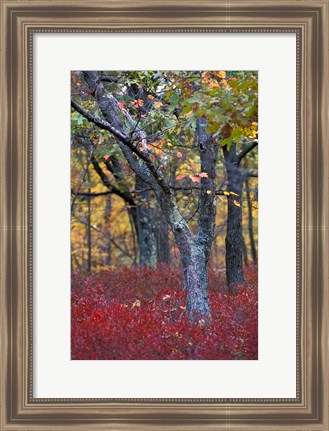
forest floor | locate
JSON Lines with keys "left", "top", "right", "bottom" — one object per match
{"left": 71, "top": 265, "right": 258, "bottom": 360}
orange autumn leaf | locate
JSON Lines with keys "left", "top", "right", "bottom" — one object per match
{"left": 176, "top": 174, "right": 186, "bottom": 180}
{"left": 156, "top": 139, "right": 165, "bottom": 148}
{"left": 155, "top": 148, "right": 165, "bottom": 157}
{"left": 201, "top": 71, "right": 211, "bottom": 83}
{"left": 216, "top": 70, "right": 226, "bottom": 79}
{"left": 209, "top": 80, "right": 220, "bottom": 89}
{"left": 132, "top": 99, "right": 144, "bottom": 108}
{"left": 199, "top": 172, "right": 208, "bottom": 178}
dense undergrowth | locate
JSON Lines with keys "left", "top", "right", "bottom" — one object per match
{"left": 71, "top": 265, "right": 258, "bottom": 360}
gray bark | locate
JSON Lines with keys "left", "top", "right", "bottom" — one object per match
{"left": 155, "top": 189, "right": 211, "bottom": 321}
{"left": 223, "top": 143, "right": 244, "bottom": 291}
{"left": 183, "top": 243, "right": 211, "bottom": 321}
{"left": 135, "top": 175, "right": 157, "bottom": 267}
{"left": 223, "top": 141, "right": 258, "bottom": 291}
{"left": 154, "top": 209, "right": 170, "bottom": 264}
{"left": 196, "top": 118, "right": 218, "bottom": 263}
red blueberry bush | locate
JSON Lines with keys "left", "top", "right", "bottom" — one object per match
{"left": 71, "top": 265, "right": 258, "bottom": 360}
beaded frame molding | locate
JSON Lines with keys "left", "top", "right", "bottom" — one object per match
{"left": 1, "top": 1, "right": 328, "bottom": 430}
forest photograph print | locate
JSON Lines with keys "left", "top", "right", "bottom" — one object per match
{"left": 71, "top": 70, "right": 258, "bottom": 360}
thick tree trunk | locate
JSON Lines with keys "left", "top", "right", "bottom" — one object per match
{"left": 156, "top": 189, "right": 211, "bottom": 322}
{"left": 153, "top": 117, "right": 216, "bottom": 322}
{"left": 154, "top": 209, "right": 170, "bottom": 264}
{"left": 224, "top": 144, "right": 244, "bottom": 291}
{"left": 183, "top": 243, "right": 211, "bottom": 322}
{"left": 135, "top": 175, "right": 157, "bottom": 268}
{"left": 225, "top": 185, "right": 244, "bottom": 290}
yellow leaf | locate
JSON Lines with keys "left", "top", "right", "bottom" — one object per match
{"left": 209, "top": 80, "right": 220, "bottom": 89}
{"left": 148, "top": 94, "right": 155, "bottom": 99}
{"left": 216, "top": 70, "right": 226, "bottom": 79}
{"left": 132, "top": 300, "right": 141, "bottom": 308}
{"left": 224, "top": 191, "right": 230, "bottom": 196}
{"left": 233, "top": 200, "right": 241, "bottom": 207}
{"left": 154, "top": 101, "right": 163, "bottom": 108}
{"left": 206, "top": 190, "right": 212, "bottom": 194}
{"left": 229, "top": 191, "right": 239, "bottom": 197}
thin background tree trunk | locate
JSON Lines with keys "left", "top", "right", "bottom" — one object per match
{"left": 135, "top": 175, "right": 157, "bottom": 267}
{"left": 246, "top": 179, "right": 257, "bottom": 264}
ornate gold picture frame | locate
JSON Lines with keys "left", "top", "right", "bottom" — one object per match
{"left": 1, "top": 1, "right": 328, "bottom": 429}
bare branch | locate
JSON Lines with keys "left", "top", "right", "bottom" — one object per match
{"left": 74, "top": 190, "right": 115, "bottom": 197}
{"left": 246, "top": 171, "right": 258, "bottom": 178}
{"left": 237, "top": 141, "right": 258, "bottom": 163}
{"left": 90, "top": 155, "right": 136, "bottom": 207}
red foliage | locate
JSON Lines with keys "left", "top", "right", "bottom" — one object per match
{"left": 71, "top": 265, "right": 258, "bottom": 360}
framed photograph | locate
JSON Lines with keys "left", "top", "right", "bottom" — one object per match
{"left": 1, "top": 0, "right": 328, "bottom": 429}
